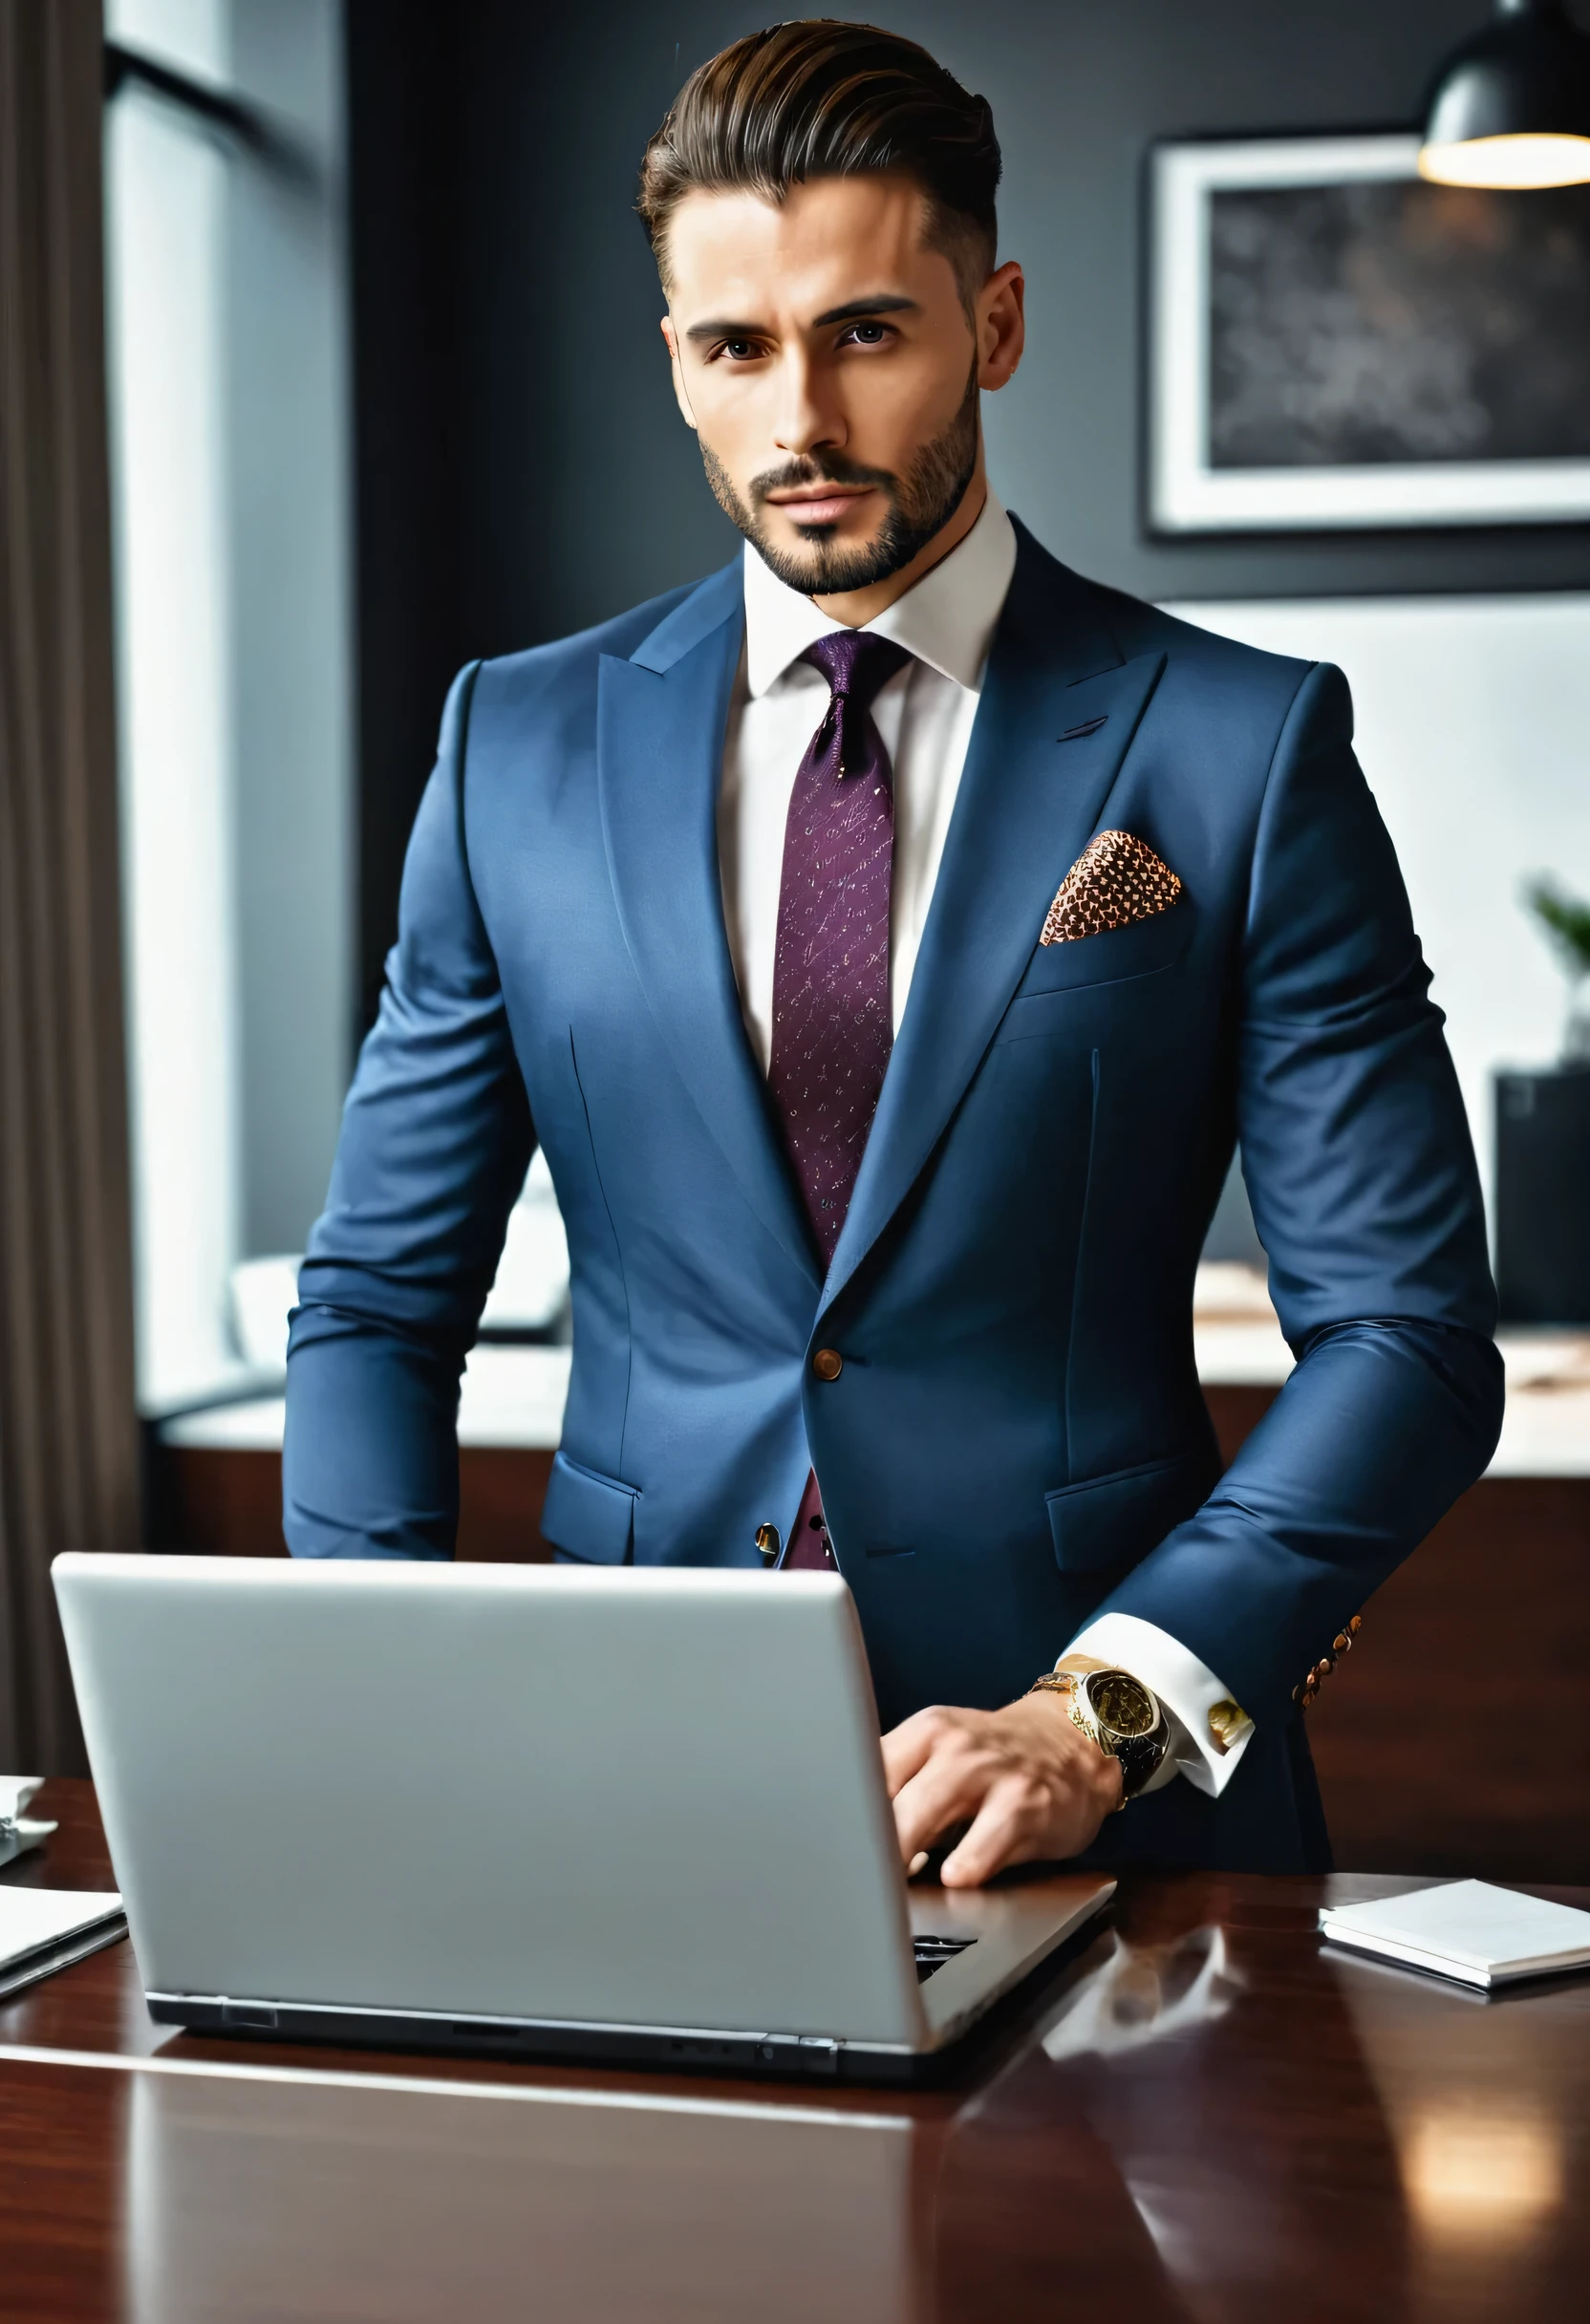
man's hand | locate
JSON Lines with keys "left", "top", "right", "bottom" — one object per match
{"left": 881, "top": 1690, "right": 1122, "bottom": 1887}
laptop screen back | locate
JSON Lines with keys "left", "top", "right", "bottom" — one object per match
{"left": 54, "top": 1556, "right": 927, "bottom": 2047}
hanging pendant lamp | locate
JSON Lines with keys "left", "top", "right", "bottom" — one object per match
{"left": 1419, "top": 0, "right": 1590, "bottom": 186}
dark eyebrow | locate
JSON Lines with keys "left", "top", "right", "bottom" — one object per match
{"left": 684, "top": 294, "right": 920, "bottom": 344}
{"left": 684, "top": 317, "right": 766, "bottom": 343}
{"left": 811, "top": 294, "right": 919, "bottom": 327}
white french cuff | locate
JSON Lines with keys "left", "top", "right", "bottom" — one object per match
{"left": 1059, "top": 1611, "right": 1254, "bottom": 1798}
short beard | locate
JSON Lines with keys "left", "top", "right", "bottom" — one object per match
{"left": 699, "top": 365, "right": 980, "bottom": 596}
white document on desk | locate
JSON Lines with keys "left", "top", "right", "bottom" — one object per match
{"left": 1320, "top": 1880, "right": 1590, "bottom": 1989}
{"left": 0, "top": 1886, "right": 126, "bottom": 2001}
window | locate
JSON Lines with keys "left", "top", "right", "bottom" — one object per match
{"left": 104, "top": 0, "right": 354, "bottom": 1410}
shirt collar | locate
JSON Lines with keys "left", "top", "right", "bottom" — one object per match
{"left": 741, "top": 488, "right": 1017, "bottom": 699}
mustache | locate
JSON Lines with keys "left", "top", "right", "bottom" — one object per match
{"left": 749, "top": 450, "right": 897, "bottom": 506}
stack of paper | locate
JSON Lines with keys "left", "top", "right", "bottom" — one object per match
{"left": 0, "top": 1887, "right": 126, "bottom": 2003}
{"left": 1320, "top": 1880, "right": 1590, "bottom": 1990}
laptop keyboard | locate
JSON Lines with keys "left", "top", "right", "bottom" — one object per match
{"left": 913, "top": 1935, "right": 977, "bottom": 1983}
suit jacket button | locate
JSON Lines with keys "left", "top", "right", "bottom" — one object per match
{"left": 812, "top": 1348, "right": 844, "bottom": 1382}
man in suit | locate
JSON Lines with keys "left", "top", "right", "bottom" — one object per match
{"left": 284, "top": 22, "right": 1502, "bottom": 1880}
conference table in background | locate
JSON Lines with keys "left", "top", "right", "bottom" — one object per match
{"left": 0, "top": 1782, "right": 1586, "bottom": 2323}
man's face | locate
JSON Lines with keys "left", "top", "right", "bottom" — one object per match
{"left": 660, "top": 174, "right": 1022, "bottom": 598}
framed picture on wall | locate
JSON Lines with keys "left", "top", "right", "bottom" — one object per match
{"left": 1147, "top": 133, "right": 1590, "bottom": 533}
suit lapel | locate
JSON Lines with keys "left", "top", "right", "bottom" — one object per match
{"left": 822, "top": 529, "right": 1168, "bottom": 1315}
{"left": 598, "top": 563, "right": 822, "bottom": 1290}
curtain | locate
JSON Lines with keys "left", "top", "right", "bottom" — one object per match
{"left": 0, "top": 0, "right": 140, "bottom": 1773}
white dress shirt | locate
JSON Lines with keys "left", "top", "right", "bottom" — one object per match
{"left": 717, "top": 492, "right": 1250, "bottom": 1797}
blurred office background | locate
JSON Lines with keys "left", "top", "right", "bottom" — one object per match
{"left": 3, "top": 3, "right": 1587, "bottom": 1848}
{"left": 97, "top": 0, "right": 1590, "bottom": 1411}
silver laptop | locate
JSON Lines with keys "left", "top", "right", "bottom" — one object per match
{"left": 53, "top": 1554, "right": 1112, "bottom": 2082}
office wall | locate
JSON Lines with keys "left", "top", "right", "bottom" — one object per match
{"left": 348, "top": 0, "right": 1590, "bottom": 1020}
{"left": 345, "top": 0, "right": 462, "bottom": 1027}
{"left": 1166, "top": 594, "right": 1590, "bottom": 1212}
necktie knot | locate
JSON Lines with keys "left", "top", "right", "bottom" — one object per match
{"left": 803, "top": 631, "right": 912, "bottom": 777}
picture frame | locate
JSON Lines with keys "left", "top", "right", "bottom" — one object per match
{"left": 1146, "top": 133, "right": 1590, "bottom": 534}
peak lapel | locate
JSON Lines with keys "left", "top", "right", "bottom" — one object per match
{"left": 823, "top": 533, "right": 1168, "bottom": 1314}
{"left": 598, "top": 566, "right": 821, "bottom": 1290}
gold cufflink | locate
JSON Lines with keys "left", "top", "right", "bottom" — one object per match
{"left": 754, "top": 1525, "right": 781, "bottom": 1565}
{"left": 1208, "top": 1699, "right": 1247, "bottom": 1751}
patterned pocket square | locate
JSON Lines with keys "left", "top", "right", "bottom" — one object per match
{"left": 1041, "top": 829, "right": 1183, "bottom": 947}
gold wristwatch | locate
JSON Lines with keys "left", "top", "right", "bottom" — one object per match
{"left": 1030, "top": 1668, "right": 1170, "bottom": 1805}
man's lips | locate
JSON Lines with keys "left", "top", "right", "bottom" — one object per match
{"left": 763, "top": 485, "right": 877, "bottom": 526}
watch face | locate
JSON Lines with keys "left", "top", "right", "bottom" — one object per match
{"left": 1088, "top": 1672, "right": 1158, "bottom": 1739}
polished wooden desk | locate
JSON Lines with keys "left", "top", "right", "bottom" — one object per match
{"left": 3, "top": 1782, "right": 1586, "bottom": 2323}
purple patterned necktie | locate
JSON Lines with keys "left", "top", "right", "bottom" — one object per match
{"left": 768, "top": 629, "right": 910, "bottom": 1573}
{"left": 768, "top": 629, "right": 912, "bottom": 1266}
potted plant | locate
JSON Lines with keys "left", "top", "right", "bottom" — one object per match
{"left": 1493, "top": 880, "right": 1590, "bottom": 1324}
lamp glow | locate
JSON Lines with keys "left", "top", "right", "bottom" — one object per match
{"left": 1419, "top": 131, "right": 1590, "bottom": 186}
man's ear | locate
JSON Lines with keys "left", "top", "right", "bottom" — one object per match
{"left": 976, "top": 260, "right": 1025, "bottom": 394}
{"left": 660, "top": 316, "right": 698, "bottom": 433}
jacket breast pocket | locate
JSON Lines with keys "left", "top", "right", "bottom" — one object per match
{"left": 1045, "top": 1450, "right": 1208, "bottom": 1578}
{"left": 540, "top": 1450, "right": 637, "bottom": 1564}
{"left": 999, "top": 905, "right": 1192, "bottom": 1030}
{"left": 997, "top": 912, "right": 1192, "bottom": 1044}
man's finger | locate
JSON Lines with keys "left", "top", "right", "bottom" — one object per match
{"left": 892, "top": 1770, "right": 968, "bottom": 1863}
{"left": 891, "top": 1748, "right": 982, "bottom": 1863}
{"left": 939, "top": 1778, "right": 1041, "bottom": 1888}
{"left": 879, "top": 1708, "right": 949, "bottom": 1797}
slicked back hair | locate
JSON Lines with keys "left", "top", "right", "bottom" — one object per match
{"left": 637, "top": 20, "right": 1000, "bottom": 309}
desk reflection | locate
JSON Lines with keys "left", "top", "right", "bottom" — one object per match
{"left": 110, "top": 1884, "right": 1588, "bottom": 2324}
{"left": 1338, "top": 1954, "right": 1579, "bottom": 2324}
{"left": 1040, "top": 1921, "right": 1242, "bottom": 2060}
{"left": 932, "top": 1895, "right": 1413, "bottom": 2324}
{"left": 125, "top": 2069, "right": 924, "bottom": 2324}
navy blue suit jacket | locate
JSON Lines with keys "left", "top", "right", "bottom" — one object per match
{"left": 284, "top": 523, "right": 1503, "bottom": 1873}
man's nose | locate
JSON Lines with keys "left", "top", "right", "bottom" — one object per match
{"left": 772, "top": 347, "right": 845, "bottom": 459}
